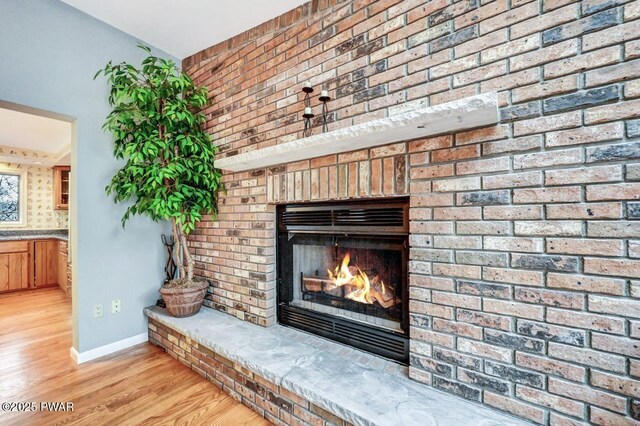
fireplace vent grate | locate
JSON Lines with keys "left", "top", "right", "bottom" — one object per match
{"left": 279, "top": 305, "right": 408, "bottom": 363}
{"left": 280, "top": 201, "right": 407, "bottom": 234}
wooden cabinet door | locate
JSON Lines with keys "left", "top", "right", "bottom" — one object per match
{"left": 0, "top": 242, "right": 30, "bottom": 292}
{"left": 34, "top": 240, "right": 58, "bottom": 287}
{"left": 58, "top": 251, "right": 68, "bottom": 294}
{"left": 53, "top": 166, "right": 71, "bottom": 210}
{"left": 0, "top": 254, "right": 9, "bottom": 292}
{"left": 9, "top": 252, "right": 29, "bottom": 290}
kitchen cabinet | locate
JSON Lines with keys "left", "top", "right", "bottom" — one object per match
{"left": 0, "top": 241, "right": 31, "bottom": 292}
{"left": 34, "top": 240, "right": 58, "bottom": 287}
{"left": 53, "top": 166, "right": 70, "bottom": 210}
{"left": 0, "top": 239, "right": 67, "bottom": 293}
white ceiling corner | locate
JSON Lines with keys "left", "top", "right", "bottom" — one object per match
{"left": 60, "top": 0, "right": 309, "bottom": 59}
{"left": 0, "top": 107, "right": 72, "bottom": 166}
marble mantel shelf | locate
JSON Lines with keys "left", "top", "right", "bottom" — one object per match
{"left": 215, "top": 92, "right": 499, "bottom": 172}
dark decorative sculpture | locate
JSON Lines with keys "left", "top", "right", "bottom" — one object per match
{"left": 302, "top": 82, "right": 314, "bottom": 137}
{"left": 161, "top": 234, "right": 177, "bottom": 283}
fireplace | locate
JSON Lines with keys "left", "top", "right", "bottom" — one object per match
{"left": 277, "top": 198, "right": 409, "bottom": 363}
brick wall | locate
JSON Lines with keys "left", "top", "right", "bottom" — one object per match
{"left": 184, "top": 0, "right": 640, "bottom": 424}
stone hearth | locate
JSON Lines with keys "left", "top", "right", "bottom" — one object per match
{"left": 146, "top": 306, "right": 530, "bottom": 426}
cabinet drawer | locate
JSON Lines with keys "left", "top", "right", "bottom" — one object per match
{"left": 0, "top": 241, "right": 30, "bottom": 254}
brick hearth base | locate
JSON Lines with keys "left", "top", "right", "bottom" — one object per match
{"left": 148, "top": 317, "right": 349, "bottom": 426}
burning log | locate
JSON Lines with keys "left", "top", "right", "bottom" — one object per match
{"left": 371, "top": 290, "right": 399, "bottom": 308}
{"left": 302, "top": 276, "right": 329, "bottom": 292}
{"left": 302, "top": 276, "right": 356, "bottom": 296}
{"left": 302, "top": 274, "right": 400, "bottom": 308}
{"left": 303, "top": 252, "right": 401, "bottom": 308}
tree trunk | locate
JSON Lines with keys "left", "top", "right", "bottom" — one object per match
{"left": 171, "top": 218, "right": 185, "bottom": 280}
{"left": 181, "top": 232, "right": 194, "bottom": 282}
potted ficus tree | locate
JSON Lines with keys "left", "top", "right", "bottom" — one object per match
{"left": 96, "top": 45, "right": 222, "bottom": 317}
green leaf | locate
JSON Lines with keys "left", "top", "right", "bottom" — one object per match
{"left": 96, "top": 43, "right": 223, "bottom": 253}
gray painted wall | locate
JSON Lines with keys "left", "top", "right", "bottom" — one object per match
{"left": 0, "top": 0, "right": 175, "bottom": 352}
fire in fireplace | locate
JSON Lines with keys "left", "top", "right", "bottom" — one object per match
{"left": 277, "top": 198, "right": 409, "bottom": 363}
{"left": 323, "top": 251, "right": 401, "bottom": 308}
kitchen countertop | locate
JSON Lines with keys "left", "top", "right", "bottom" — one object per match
{"left": 0, "top": 229, "right": 68, "bottom": 241}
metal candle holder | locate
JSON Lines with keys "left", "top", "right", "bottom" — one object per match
{"left": 302, "top": 82, "right": 314, "bottom": 137}
{"left": 319, "top": 89, "right": 331, "bottom": 133}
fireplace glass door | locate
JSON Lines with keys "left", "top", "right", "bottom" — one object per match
{"left": 277, "top": 199, "right": 409, "bottom": 363}
{"left": 289, "top": 235, "right": 405, "bottom": 330}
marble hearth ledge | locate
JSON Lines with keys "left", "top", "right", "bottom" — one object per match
{"left": 145, "top": 306, "right": 529, "bottom": 426}
{"left": 215, "top": 92, "right": 499, "bottom": 172}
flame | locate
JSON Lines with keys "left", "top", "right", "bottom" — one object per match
{"left": 327, "top": 252, "right": 375, "bottom": 304}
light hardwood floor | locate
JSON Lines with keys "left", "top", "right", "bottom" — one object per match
{"left": 0, "top": 287, "right": 269, "bottom": 425}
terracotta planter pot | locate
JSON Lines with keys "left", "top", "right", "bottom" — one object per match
{"left": 159, "top": 281, "right": 209, "bottom": 317}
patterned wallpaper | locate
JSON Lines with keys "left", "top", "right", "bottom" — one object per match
{"left": 0, "top": 162, "right": 68, "bottom": 230}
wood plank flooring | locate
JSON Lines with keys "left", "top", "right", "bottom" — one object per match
{"left": 0, "top": 287, "right": 269, "bottom": 425}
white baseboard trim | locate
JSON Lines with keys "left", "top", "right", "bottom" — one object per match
{"left": 70, "top": 332, "right": 148, "bottom": 364}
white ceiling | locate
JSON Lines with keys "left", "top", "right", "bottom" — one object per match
{"left": 60, "top": 0, "right": 309, "bottom": 59}
{"left": 0, "top": 107, "right": 72, "bottom": 165}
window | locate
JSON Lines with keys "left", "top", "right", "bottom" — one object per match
{"left": 0, "top": 169, "right": 27, "bottom": 226}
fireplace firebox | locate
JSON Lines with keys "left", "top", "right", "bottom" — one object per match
{"left": 277, "top": 198, "right": 409, "bottom": 363}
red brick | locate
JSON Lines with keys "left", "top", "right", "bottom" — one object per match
{"left": 484, "top": 391, "right": 545, "bottom": 423}
{"left": 516, "top": 352, "right": 585, "bottom": 382}
{"left": 585, "top": 98, "right": 640, "bottom": 124}
{"left": 512, "top": 75, "right": 578, "bottom": 103}
{"left": 585, "top": 257, "right": 640, "bottom": 279}
{"left": 511, "top": 4, "right": 577, "bottom": 39}
{"left": 516, "top": 386, "right": 585, "bottom": 418}
{"left": 431, "top": 145, "right": 480, "bottom": 163}
{"left": 546, "top": 203, "right": 622, "bottom": 219}
{"left": 513, "top": 187, "right": 582, "bottom": 203}
{"left": 547, "top": 308, "right": 625, "bottom": 334}
{"left": 583, "top": 18, "right": 640, "bottom": 52}
{"left": 484, "top": 299, "right": 544, "bottom": 321}
{"left": 410, "top": 164, "right": 454, "bottom": 180}
{"left": 514, "top": 220, "right": 582, "bottom": 237}
{"left": 588, "top": 295, "right": 640, "bottom": 317}
{"left": 547, "top": 273, "right": 626, "bottom": 295}
{"left": 458, "top": 339, "right": 512, "bottom": 362}
{"left": 591, "top": 334, "right": 640, "bottom": 359}
{"left": 587, "top": 182, "right": 640, "bottom": 201}
{"left": 456, "top": 157, "right": 510, "bottom": 175}
{"left": 511, "top": 39, "right": 578, "bottom": 72}
{"left": 433, "top": 207, "right": 482, "bottom": 220}
{"left": 549, "top": 378, "right": 627, "bottom": 414}
{"left": 590, "top": 407, "right": 640, "bottom": 426}
{"left": 546, "top": 238, "right": 623, "bottom": 256}
{"left": 546, "top": 165, "right": 623, "bottom": 185}
{"left": 483, "top": 266, "right": 544, "bottom": 286}
{"left": 544, "top": 45, "right": 620, "bottom": 79}
{"left": 514, "top": 111, "right": 582, "bottom": 136}
{"left": 483, "top": 171, "right": 542, "bottom": 190}
{"left": 516, "top": 287, "right": 584, "bottom": 309}
{"left": 483, "top": 205, "right": 543, "bottom": 220}
{"left": 480, "top": 2, "right": 539, "bottom": 34}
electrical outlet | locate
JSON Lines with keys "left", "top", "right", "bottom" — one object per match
{"left": 111, "top": 299, "right": 121, "bottom": 314}
{"left": 93, "top": 303, "right": 103, "bottom": 318}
